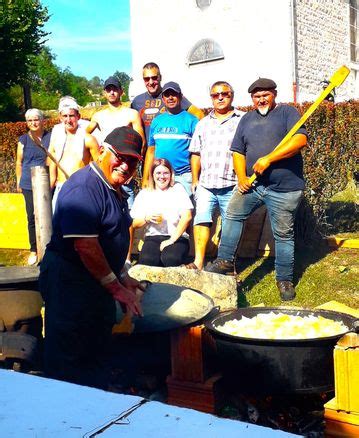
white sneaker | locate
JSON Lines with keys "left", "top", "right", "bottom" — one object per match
{"left": 27, "top": 252, "right": 37, "bottom": 266}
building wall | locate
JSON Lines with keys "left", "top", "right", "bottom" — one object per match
{"left": 295, "top": 0, "right": 357, "bottom": 101}
{"left": 130, "top": 0, "right": 295, "bottom": 106}
{"left": 130, "top": 0, "right": 358, "bottom": 105}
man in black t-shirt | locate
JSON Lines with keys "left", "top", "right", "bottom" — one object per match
{"left": 205, "top": 78, "right": 308, "bottom": 301}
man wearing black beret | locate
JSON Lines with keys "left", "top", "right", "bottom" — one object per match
{"left": 206, "top": 78, "right": 308, "bottom": 301}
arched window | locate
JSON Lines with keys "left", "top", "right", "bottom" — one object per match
{"left": 196, "top": 0, "right": 211, "bottom": 9}
{"left": 188, "top": 39, "right": 224, "bottom": 66}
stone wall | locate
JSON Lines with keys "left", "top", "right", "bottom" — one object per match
{"left": 295, "top": 0, "right": 357, "bottom": 101}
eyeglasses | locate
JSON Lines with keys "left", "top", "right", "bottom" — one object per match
{"left": 107, "top": 145, "right": 138, "bottom": 166}
{"left": 154, "top": 171, "right": 171, "bottom": 177}
{"left": 143, "top": 76, "right": 159, "bottom": 82}
{"left": 210, "top": 91, "right": 232, "bottom": 99}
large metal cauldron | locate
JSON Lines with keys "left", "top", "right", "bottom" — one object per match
{"left": 205, "top": 307, "right": 358, "bottom": 395}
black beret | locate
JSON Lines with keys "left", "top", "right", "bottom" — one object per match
{"left": 248, "top": 78, "right": 277, "bottom": 94}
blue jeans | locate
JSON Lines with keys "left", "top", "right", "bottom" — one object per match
{"left": 175, "top": 172, "right": 192, "bottom": 196}
{"left": 194, "top": 185, "right": 235, "bottom": 225}
{"left": 122, "top": 179, "right": 135, "bottom": 209}
{"left": 218, "top": 185, "right": 303, "bottom": 282}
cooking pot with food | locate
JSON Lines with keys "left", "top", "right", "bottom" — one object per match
{"left": 205, "top": 307, "right": 358, "bottom": 394}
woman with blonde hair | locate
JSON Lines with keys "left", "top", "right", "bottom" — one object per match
{"left": 131, "top": 158, "right": 193, "bottom": 266}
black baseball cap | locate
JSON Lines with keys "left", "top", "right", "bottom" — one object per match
{"left": 248, "top": 78, "right": 277, "bottom": 94}
{"left": 162, "top": 81, "right": 182, "bottom": 94}
{"left": 104, "top": 76, "right": 122, "bottom": 89}
{"left": 104, "top": 127, "right": 143, "bottom": 160}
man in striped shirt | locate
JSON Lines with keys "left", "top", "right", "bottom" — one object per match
{"left": 186, "top": 81, "right": 243, "bottom": 270}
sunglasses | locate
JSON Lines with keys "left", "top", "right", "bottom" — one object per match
{"left": 107, "top": 145, "right": 138, "bottom": 166}
{"left": 210, "top": 91, "right": 232, "bottom": 99}
{"left": 143, "top": 75, "right": 159, "bottom": 82}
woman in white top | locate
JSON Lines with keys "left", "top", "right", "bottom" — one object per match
{"left": 131, "top": 158, "right": 193, "bottom": 266}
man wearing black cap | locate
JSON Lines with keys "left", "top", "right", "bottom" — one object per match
{"left": 142, "top": 81, "right": 199, "bottom": 195}
{"left": 206, "top": 78, "right": 308, "bottom": 301}
{"left": 87, "top": 76, "right": 144, "bottom": 153}
{"left": 40, "top": 126, "right": 145, "bottom": 388}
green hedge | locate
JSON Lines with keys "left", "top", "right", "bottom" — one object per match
{"left": 1, "top": 101, "right": 358, "bottom": 236}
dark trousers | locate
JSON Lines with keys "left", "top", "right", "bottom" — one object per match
{"left": 22, "top": 189, "right": 36, "bottom": 252}
{"left": 39, "top": 251, "right": 116, "bottom": 389}
{"left": 139, "top": 235, "right": 189, "bottom": 267}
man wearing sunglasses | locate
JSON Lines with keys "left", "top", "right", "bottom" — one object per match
{"left": 185, "top": 81, "right": 243, "bottom": 270}
{"left": 131, "top": 62, "right": 204, "bottom": 140}
{"left": 142, "top": 81, "right": 199, "bottom": 195}
{"left": 40, "top": 126, "right": 145, "bottom": 389}
{"left": 206, "top": 78, "right": 308, "bottom": 301}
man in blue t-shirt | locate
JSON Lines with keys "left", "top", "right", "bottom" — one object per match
{"left": 131, "top": 62, "right": 203, "bottom": 141}
{"left": 142, "top": 81, "right": 199, "bottom": 195}
{"left": 206, "top": 78, "right": 308, "bottom": 301}
{"left": 39, "top": 127, "right": 144, "bottom": 388}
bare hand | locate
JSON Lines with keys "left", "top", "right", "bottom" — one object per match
{"left": 120, "top": 272, "right": 146, "bottom": 293}
{"left": 237, "top": 176, "right": 252, "bottom": 193}
{"left": 107, "top": 280, "right": 143, "bottom": 316}
{"left": 160, "top": 238, "right": 174, "bottom": 252}
{"left": 146, "top": 214, "right": 163, "bottom": 224}
{"left": 16, "top": 186, "right": 22, "bottom": 193}
{"left": 191, "top": 181, "right": 198, "bottom": 194}
{"left": 253, "top": 156, "right": 271, "bottom": 175}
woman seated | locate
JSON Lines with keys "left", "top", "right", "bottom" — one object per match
{"left": 131, "top": 158, "right": 193, "bottom": 267}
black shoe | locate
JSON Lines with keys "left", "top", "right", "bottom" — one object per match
{"left": 204, "top": 259, "right": 235, "bottom": 275}
{"left": 276, "top": 280, "right": 296, "bottom": 301}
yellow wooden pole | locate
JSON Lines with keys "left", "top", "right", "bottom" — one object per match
{"left": 248, "top": 65, "right": 350, "bottom": 185}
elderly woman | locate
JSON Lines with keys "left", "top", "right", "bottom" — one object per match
{"left": 16, "top": 109, "right": 51, "bottom": 265}
{"left": 131, "top": 158, "right": 193, "bottom": 267}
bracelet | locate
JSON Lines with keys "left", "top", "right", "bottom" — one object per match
{"left": 100, "top": 272, "right": 117, "bottom": 286}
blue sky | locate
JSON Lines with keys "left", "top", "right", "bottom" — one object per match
{"left": 42, "top": 0, "right": 132, "bottom": 80}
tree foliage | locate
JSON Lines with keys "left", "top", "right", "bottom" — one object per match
{"left": 0, "top": 0, "right": 49, "bottom": 88}
{"left": 113, "top": 71, "right": 132, "bottom": 100}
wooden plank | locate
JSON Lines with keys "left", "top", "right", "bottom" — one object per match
{"left": 237, "top": 206, "right": 267, "bottom": 258}
{"left": 0, "top": 193, "right": 30, "bottom": 249}
{"left": 326, "top": 237, "right": 359, "bottom": 249}
{"left": 257, "top": 212, "right": 275, "bottom": 257}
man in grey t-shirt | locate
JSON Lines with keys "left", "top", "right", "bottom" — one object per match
{"left": 131, "top": 62, "right": 204, "bottom": 140}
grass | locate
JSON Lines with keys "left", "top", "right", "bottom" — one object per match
{"left": 1, "top": 242, "right": 358, "bottom": 310}
{"left": 235, "top": 243, "right": 358, "bottom": 309}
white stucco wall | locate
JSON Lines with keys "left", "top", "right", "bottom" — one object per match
{"left": 130, "top": 0, "right": 358, "bottom": 105}
{"left": 130, "top": 0, "right": 295, "bottom": 106}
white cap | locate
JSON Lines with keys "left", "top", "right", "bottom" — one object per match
{"left": 58, "top": 96, "right": 79, "bottom": 112}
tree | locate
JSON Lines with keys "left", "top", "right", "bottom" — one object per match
{"left": 88, "top": 76, "right": 103, "bottom": 95}
{"left": 0, "top": 0, "right": 49, "bottom": 88}
{"left": 113, "top": 71, "right": 132, "bottom": 101}
{"left": 30, "top": 47, "right": 63, "bottom": 93}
